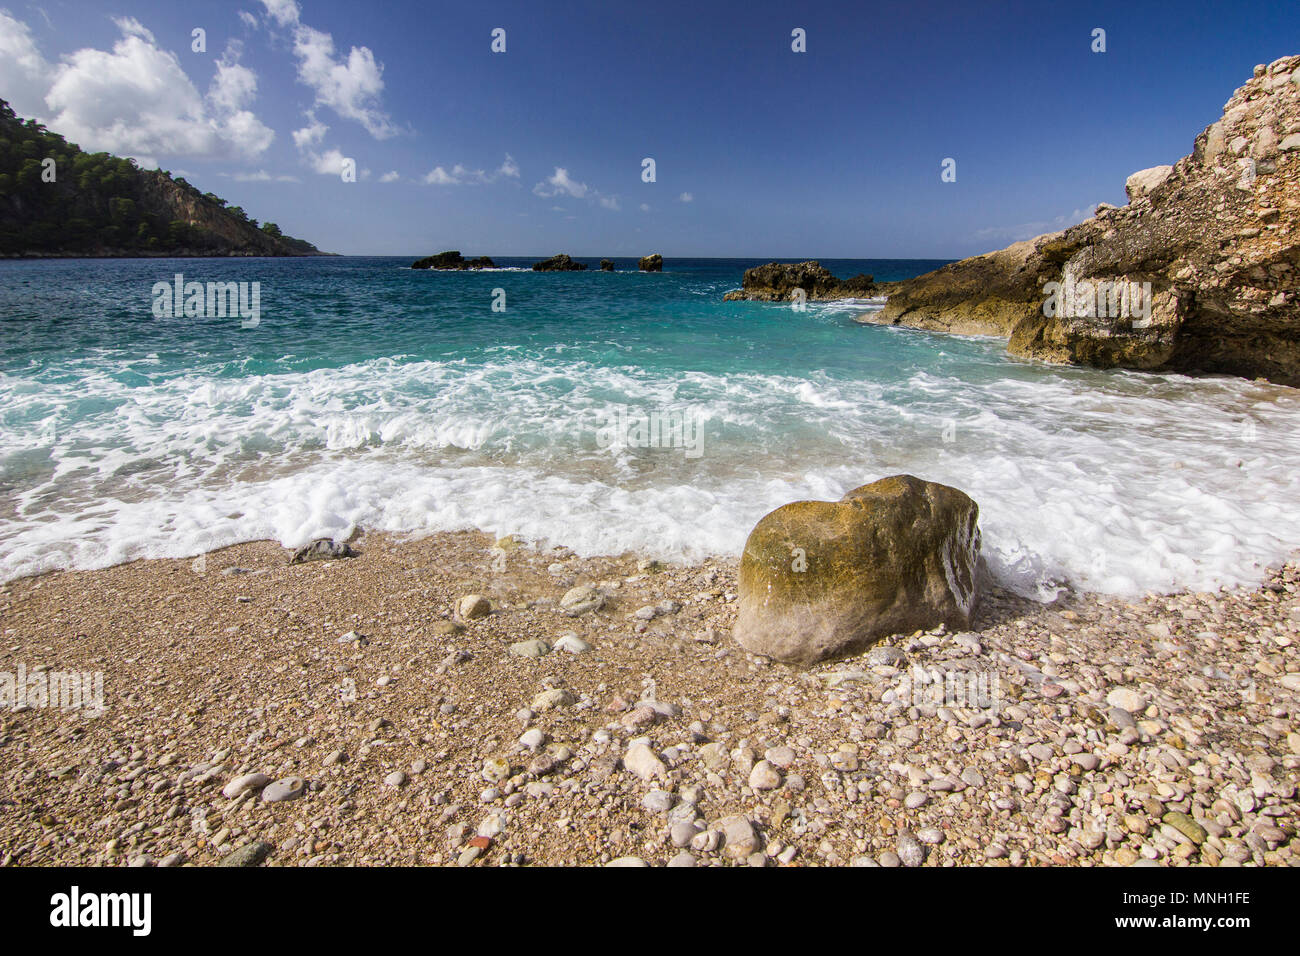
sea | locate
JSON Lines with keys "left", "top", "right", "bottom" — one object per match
{"left": 2, "top": 255, "right": 1299, "bottom": 600}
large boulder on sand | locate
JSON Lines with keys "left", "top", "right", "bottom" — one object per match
{"left": 732, "top": 475, "right": 981, "bottom": 666}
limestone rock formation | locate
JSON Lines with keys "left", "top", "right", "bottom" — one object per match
{"left": 639, "top": 254, "right": 663, "bottom": 272}
{"left": 411, "top": 251, "right": 496, "bottom": 270}
{"left": 600, "top": 259, "right": 616, "bottom": 271}
{"left": 861, "top": 56, "right": 1300, "bottom": 385}
{"left": 724, "top": 261, "right": 876, "bottom": 302}
{"left": 732, "top": 475, "right": 981, "bottom": 666}
{"left": 532, "top": 253, "right": 587, "bottom": 271}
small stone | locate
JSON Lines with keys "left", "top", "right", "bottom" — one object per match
{"left": 667, "top": 851, "right": 697, "bottom": 868}
{"left": 606, "top": 856, "right": 648, "bottom": 867}
{"left": 559, "top": 585, "right": 604, "bottom": 616}
{"left": 261, "top": 776, "right": 305, "bottom": 802}
{"left": 221, "top": 772, "right": 270, "bottom": 800}
{"left": 1162, "top": 810, "right": 1207, "bottom": 845}
{"left": 482, "top": 757, "right": 511, "bottom": 783}
{"left": 519, "top": 728, "right": 546, "bottom": 751}
{"left": 218, "top": 841, "right": 273, "bottom": 867}
{"left": 553, "top": 633, "right": 590, "bottom": 654}
{"left": 531, "top": 688, "right": 574, "bottom": 711}
{"left": 896, "top": 829, "right": 925, "bottom": 867}
{"left": 764, "top": 745, "right": 796, "bottom": 769}
{"left": 916, "top": 827, "right": 945, "bottom": 845}
{"left": 671, "top": 821, "right": 703, "bottom": 847}
{"left": 718, "top": 816, "right": 757, "bottom": 860}
{"left": 458, "top": 594, "right": 491, "bottom": 620}
{"left": 642, "top": 789, "right": 675, "bottom": 814}
{"left": 748, "top": 760, "right": 782, "bottom": 790}
{"left": 624, "top": 744, "right": 667, "bottom": 783}
{"left": 384, "top": 771, "right": 407, "bottom": 788}
{"left": 1106, "top": 687, "right": 1147, "bottom": 714}
{"left": 508, "top": 639, "right": 550, "bottom": 658}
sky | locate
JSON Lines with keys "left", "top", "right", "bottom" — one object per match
{"left": 1, "top": 0, "right": 1298, "bottom": 257}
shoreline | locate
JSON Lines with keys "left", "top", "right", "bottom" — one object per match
{"left": 2, "top": 528, "right": 1297, "bottom": 867}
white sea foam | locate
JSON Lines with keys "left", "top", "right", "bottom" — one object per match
{"left": 2, "top": 352, "right": 1298, "bottom": 599}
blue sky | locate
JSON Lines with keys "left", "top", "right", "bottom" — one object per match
{"left": 2, "top": 0, "right": 1298, "bottom": 257}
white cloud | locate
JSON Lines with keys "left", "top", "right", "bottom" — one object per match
{"left": 599, "top": 195, "right": 620, "bottom": 211}
{"left": 292, "top": 113, "right": 327, "bottom": 149}
{"left": 423, "top": 166, "right": 457, "bottom": 185}
{"left": 111, "top": 16, "right": 155, "bottom": 43}
{"left": 292, "top": 25, "right": 394, "bottom": 138}
{"left": 0, "top": 10, "right": 53, "bottom": 117}
{"left": 379, "top": 170, "right": 399, "bottom": 182}
{"left": 260, "top": 0, "right": 301, "bottom": 27}
{"left": 307, "top": 147, "right": 349, "bottom": 176}
{"left": 678, "top": 192, "right": 693, "bottom": 203}
{"left": 238, "top": 10, "right": 260, "bottom": 29}
{"left": 222, "top": 169, "right": 301, "bottom": 182}
{"left": 423, "top": 155, "right": 517, "bottom": 186}
{"left": 639, "top": 203, "right": 650, "bottom": 212}
{"left": 36, "top": 18, "right": 274, "bottom": 161}
{"left": 533, "top": 166, "right": 588, "bottom": 199}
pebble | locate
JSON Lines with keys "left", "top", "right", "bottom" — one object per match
{"left": 262, "top": 776, "right": 305, "bottom": 802}
{"left": 508, "top": 639, "right": 550, "bottom": 658}
{"left": 765, "top": 745, "right": 796, "bottom": 769}
{"left": 642, "top": 789, "right": 675, "bottom": 814}
{"left": 519, "top": 729, "right": 547, "bottom": 751}
{"left": 718, "top": 816, "right": 757, "bottom": 860}
{"left": 217, "top": 841, "right": 273, "bottom": 867}
{"left": 553, "top": 633, "right": 590, "bottom": 654}
{"left": 531, "top": 688, "right": 574, "bottom": 711}
{"left": 458, "top": 594, "right": 492, "bottom": 620}
{"left": 624, "top": 743, "right": 668, "bottom": 783}
{"left": 667, "top": 851, "right": 697, "bottom": 868}
{"left": 559, "top": 585, "right": 604, "bottom": 616}
{"left": 384, "top": 771, "right": 407, "bottom": 788}
{"left": 748, "top": 760, "right": 782, "bottom": 790}
{"left": 1106, "top": 687, "right": 1148, "bottom": 714}
{"left": 221, "top": 772, "right": 270, "bottom": 800}
{"left": 896, "top": 829, "right": 925, "bottom": 867}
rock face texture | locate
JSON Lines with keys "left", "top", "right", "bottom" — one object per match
{"left": 600, "top": 258, "right": 616, "bottom": 271}
{"left": 639, "top": 254, "right": 663, "bottom": 272}
{"left": 532, "top": 253, "right": 587, "bottom": 271}
{"left": 732, "top": 475, "right": 981, "bottom": 666}
{"left": 411, "top": 251, "right": 496, "bottom": 270}
{"left": 861, "top": 56, "right": 1300, "bottom": 385}
{"left": 724, "top": 261, "right": 876, "bottom": 302}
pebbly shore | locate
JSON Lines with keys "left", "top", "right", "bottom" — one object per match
{"left": 1, "top": 530, "right": 1297, "bottom": 867}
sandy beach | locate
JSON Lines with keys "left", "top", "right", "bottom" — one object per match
{"left": 1, "top": 530, "right": 1296, "bottom": 867}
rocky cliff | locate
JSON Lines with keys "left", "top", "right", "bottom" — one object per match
{"left": 860, "top": 56, "right": 1300, "bottom": 385}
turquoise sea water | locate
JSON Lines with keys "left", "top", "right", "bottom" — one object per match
{"left": 2, "top": 255, "right": 1299, "bottom": 597}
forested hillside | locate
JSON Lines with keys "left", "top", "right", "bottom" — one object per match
{"left": 0, "top": 99, "right": 324, "bottom": 257}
